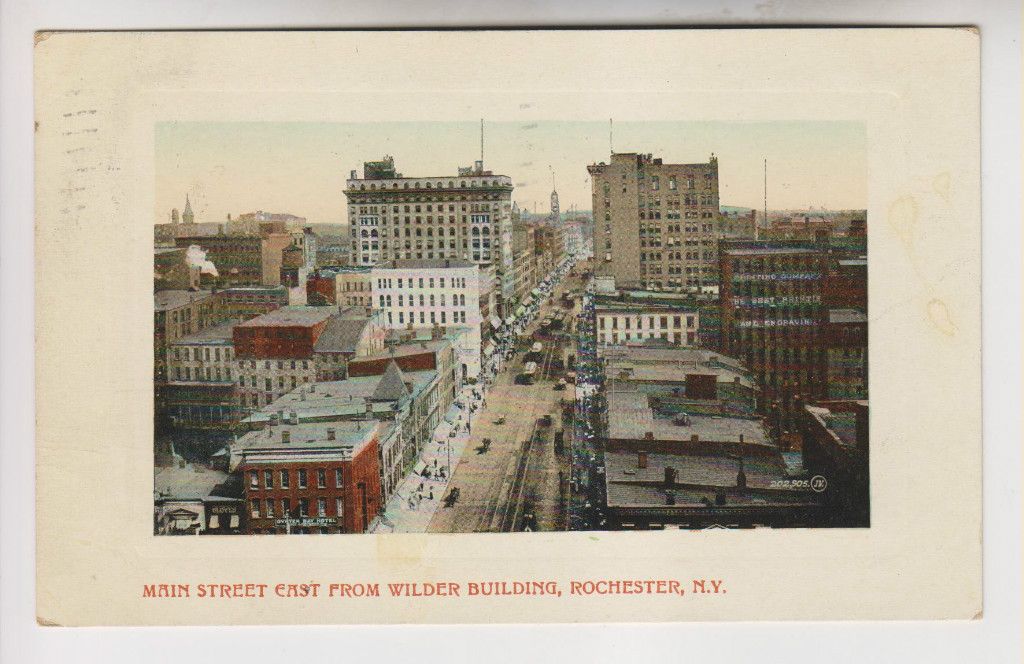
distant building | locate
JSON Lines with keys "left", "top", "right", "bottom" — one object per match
{"left": 280, "top": 244, "right": 305, "bottom": 287}
{"left": 305, "top": 270, "right": 337, "bottom": 305}
{"left": 154, "top": 247, "right": 199, "bottom": 291}
{"left": 344, "top": 156, "right": 516, "bottom": 315}
{"left": 589, "top": 152, "right": 722, "bottom": 291}
{"left": 236, "top": 420, "right": 383, "bottom": 534}
{"left": 175, "top": 230, "right": 293, "bottom": 287}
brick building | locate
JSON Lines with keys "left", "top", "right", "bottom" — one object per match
{"left": 175, "top": 230, "right": 292, "bottom": 287}
{"left": 799, "top": 400, "right": 869, "bottom": 527}
{"left": 306, "top": 270, "right": 338, "bottom": 305}
{"left": 237, "top": 420, "right": 383, "bottom": 534}
{"left": 588, "top": 152, "right": 722, "bottom": 291}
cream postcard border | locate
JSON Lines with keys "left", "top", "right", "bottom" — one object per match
{"left": 35, "top": 29, "right": 980, "bottom": 626}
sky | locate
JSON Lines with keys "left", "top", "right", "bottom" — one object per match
{"left": 155, "top": 121, "right": 866, "bottom": 225}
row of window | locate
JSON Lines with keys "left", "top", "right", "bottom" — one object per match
{"left": 598, "top": 315, "right": 696, "bottom": 330}
{"left": 352, "top": 179, "right": 507, "bottom": 191}
{"left": 597, "top": 331, "right": 696, "bottom": 345}
{"left": 379, "top": 293, "right": 467, "bottom": 308}
{"left": 249, "top": 467, "right": 341, "bottom": 491}
{"left": 375, "top": 277, "right": 468, "bottom": 290}
{"left": 390, "top": 310, "right": 467, "bottom": 326}
{"left": 357, "top": 203, "right": 493, "bottom": 214}
{"left": 171, "top": 346, "right": 232, "bottom": 362}
{"left": 250, "top": 496, "right": 342, "bottom": 519}
{"left": 358, "top": 225, "right": 494, "bottom": 238}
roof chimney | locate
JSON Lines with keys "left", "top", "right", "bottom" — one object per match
{"left": 644, "top": 431, "right": 654, "bottom": 440}
{"left": 327, "top": 428, "right": 336, "bottom": 441}
{"left": 690, "top": 434, "right": 699, "bottom": 443}
{"left": 664, "top": 467, "right": 677, "bottom": 487}
{"left": 281, "top": 430, "right": 291, "bottom": 444}
{"left": 637, "top": 451, "right": 648, "bottom": 469}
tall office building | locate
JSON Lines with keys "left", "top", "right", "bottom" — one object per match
{"left": 588, "top": 152, "right": 721, "bottom": 291}
{"left": 344, "top": 156, "right": 515, "bottom": 315}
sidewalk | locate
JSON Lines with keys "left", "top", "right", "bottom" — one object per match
{"left": 372, "top": 384, "right": 485, "bottom": 533}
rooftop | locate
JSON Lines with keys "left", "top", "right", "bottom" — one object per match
{"left": 236, "top": 306, "right": 335, "bottom": 328}
{"left": 172, "top": 321, "right": 236, "bottom": 346}
{"left": 314, "top": 317, "right": 370, "bottom": 354}
{"left": 241, "top": 369, "right": 438, "bottom": 426}
{"left": 154, "top": 463, "right": 229, "bottom": 501}
{"left": 154, "top": 289, "right": 213, "bottom": 311}
{"left": 606, "top": 390, "right": 769, "bottom": 446}
{"left": 373, "top": 258, "right": 477, "bottom": 271}
{"left": 235, "top": 420, "right": 385, "bottom": 457}
{"left": 829, "top": 308, "right": 868, "bottom": 324}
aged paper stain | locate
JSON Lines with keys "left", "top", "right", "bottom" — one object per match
{"left": 927, "top": 298, "right": 958, "bottom": 336}
{"left": 887, "top": 195, "right": 919, "bottom": 249}
{"left": 932, "top": 171, "right": 951, "bottom": 204}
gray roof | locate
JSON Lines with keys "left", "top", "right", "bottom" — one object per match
{"left": 372, "top": 360, "right": 410, "bottom": 402}
{"left": 828, "top": 308, "right": 867, "bottom": 324}
{"left": 606, "top": 390, "right": 770, "bottom": 446}
{"left": 172, "top": 321, "right": 236, "bottom": 345}
{"left": 154, "top": 289, "right": 213, "bottom": 311}
{"left": 374, "top": 258, "right": 476, "bottom": 270}
{"left": 314, "top": 317, "right": 369, "bottom": 353}
{"left": 235, "top": 306, "right": 334, "bottom": 328}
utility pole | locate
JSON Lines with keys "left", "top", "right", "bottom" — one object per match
{"left": 480, "top": 118, "right": 484, "bottom": 164}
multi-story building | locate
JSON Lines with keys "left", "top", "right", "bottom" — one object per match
{"left": 154, "top": 247, "right": 200, "bottom": 291}
{"left": 154, "top": 290, "right": 219, "bottom": 382}
{"left": 174, "top": 230, "right": 292, "bottom": 287}
{"left": 212, "top": 286, "right": 289, "bottom": 323}
{"left": 595, "top": 298, "right": 699, "bottom": 348}
{"left": 799, "top": 399, "right": 869, "bottom": 527}
{"left": 335, "top": 266, "right": 373, "bottom": 308}
{"left": 588, "top": 152, "right": 721, "bottom": 291}
{"left": 344, "top": 156, "right": 515, "bottom": 313}
{"left": 305, "top": 270, "right": 338, "bottom": 305}
{"left": 164, "top": 322, "right": 239, "bottom": 428}
{"left": 534, "top": 223, "right": 566, "bottom": 278}
{"left": 233, "top": 306, "right": 336, "bottom": 409}
{"left": 236, "top": 351, "right": 453, "bottom": 506}
{"left": 719, "top": 240, "right": 831, "bottom": 430}
{"left": 370, "top": 259, "right": 483, "bottom": 380}
{"left": 311, "top": 309, "right": 388, "bottom": 382}
{"left": 237, "top": 420, "right": 383, "bottom": 534}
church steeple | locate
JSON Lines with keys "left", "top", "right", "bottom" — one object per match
{"left": 182, "top": 195, "right": 195, "bottom": 224}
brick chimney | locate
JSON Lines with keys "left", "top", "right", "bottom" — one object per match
{"left": 637, "top": 451, "right": 648, "bottom": 469}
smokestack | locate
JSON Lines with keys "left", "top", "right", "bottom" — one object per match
{"left": 327, "top": 428, "right": 336, "bottom": 441}
{"left": 281, "top": 430, "right": 290, "bottom": 444}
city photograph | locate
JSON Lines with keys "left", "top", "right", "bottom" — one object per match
{"left": 153, "top": 120, "right": 869, "bottom": 535}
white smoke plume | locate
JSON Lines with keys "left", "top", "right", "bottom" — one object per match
{"left": 185, "top": 245, "right": 219, "bottom": 276}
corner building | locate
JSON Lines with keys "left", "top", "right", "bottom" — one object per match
{"left": 345, "top": 156, "right": 515, "bottom": 315}
{"left": 588, "top": 152, "right": 721, "bottom": 291}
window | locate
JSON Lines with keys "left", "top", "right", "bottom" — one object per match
{"left": 264, "top": 469, "right": 273, "bottom": 489}
{"left": 250, "top": 499, "right": 260, "bottom": 518}
{"left": 298, "top": 498, "right": 309, "bottom": 517}
{"left": 317, "top": 498, "right": 327, "bottom": 517}
{"left": 317, "top": 469, "right": 326, "bottom": 488}
{"left": 249, "top": 471, "right": 258, "bottom": 489}
{"left": 282, "top": 498, "right": 291, "bottom": 515}
{"left": 335, "top": 497, "right": 344, "bottom": 518}
{"left": 280, "top": 470, "right": 290, "bottom": 488}
{"left": 298, "top": 469, "right": 307, "bottom": 489}
{"left": 335, "top": 468, "right": 343, "bottom": 487}
{"left": 265, "top": 499, "right": 275, "bottom": 518}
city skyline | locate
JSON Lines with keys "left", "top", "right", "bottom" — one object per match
{"left": 155, "top": 121, "right": 866, "bottom": 225}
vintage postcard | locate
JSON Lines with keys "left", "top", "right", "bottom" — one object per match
{"left": 35, "top": 29, "right": 980, "bottom": 625}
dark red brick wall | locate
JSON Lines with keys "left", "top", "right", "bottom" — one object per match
{"left": 306, "top": 274, "right": 337, "bottom": 304}
{"left": 233, "top": 319, "right": 329, "bottom": 359}
{"left": 343, "top": 438, "right": 382, "bottom": 534}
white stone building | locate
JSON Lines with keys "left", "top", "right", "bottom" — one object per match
{"left": 370, "top": 258, "right": 483, "bottom": 380}
{"left": 595, "top": 303, "right": 699, "bottom": 347}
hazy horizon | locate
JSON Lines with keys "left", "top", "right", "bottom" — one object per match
{"left": 155, "top": 121, "right": 866, "bottom": 226}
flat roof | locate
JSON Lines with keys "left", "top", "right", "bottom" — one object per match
{"left": 314, "top": 317, "right": 370, "bottom": 353}
{"left": 606, "top": 390, "right": 769, "bottom": 445}
{"left": 373, "top": 258, "right": 477, "bottom": 270}
{"left": 829, "top": 308, "right": 868, "bottom": 324}
{"left": 155, "top": 289, "right": 213, "bottom": 311}
{"left": 236, "top": 306, "right": 335, "bottom": 328}
{"left": 154, "top": 463, "right": 229, "bottom": 501}
{"left": 234, "top": 420, "right": 384, "bottom": 456}
{"left": 172, "top": 321, "right": 236, "bottom": 345}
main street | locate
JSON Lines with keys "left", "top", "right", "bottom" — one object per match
{"left": 428, "top": 263, "right": 586, "bottom": 533}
